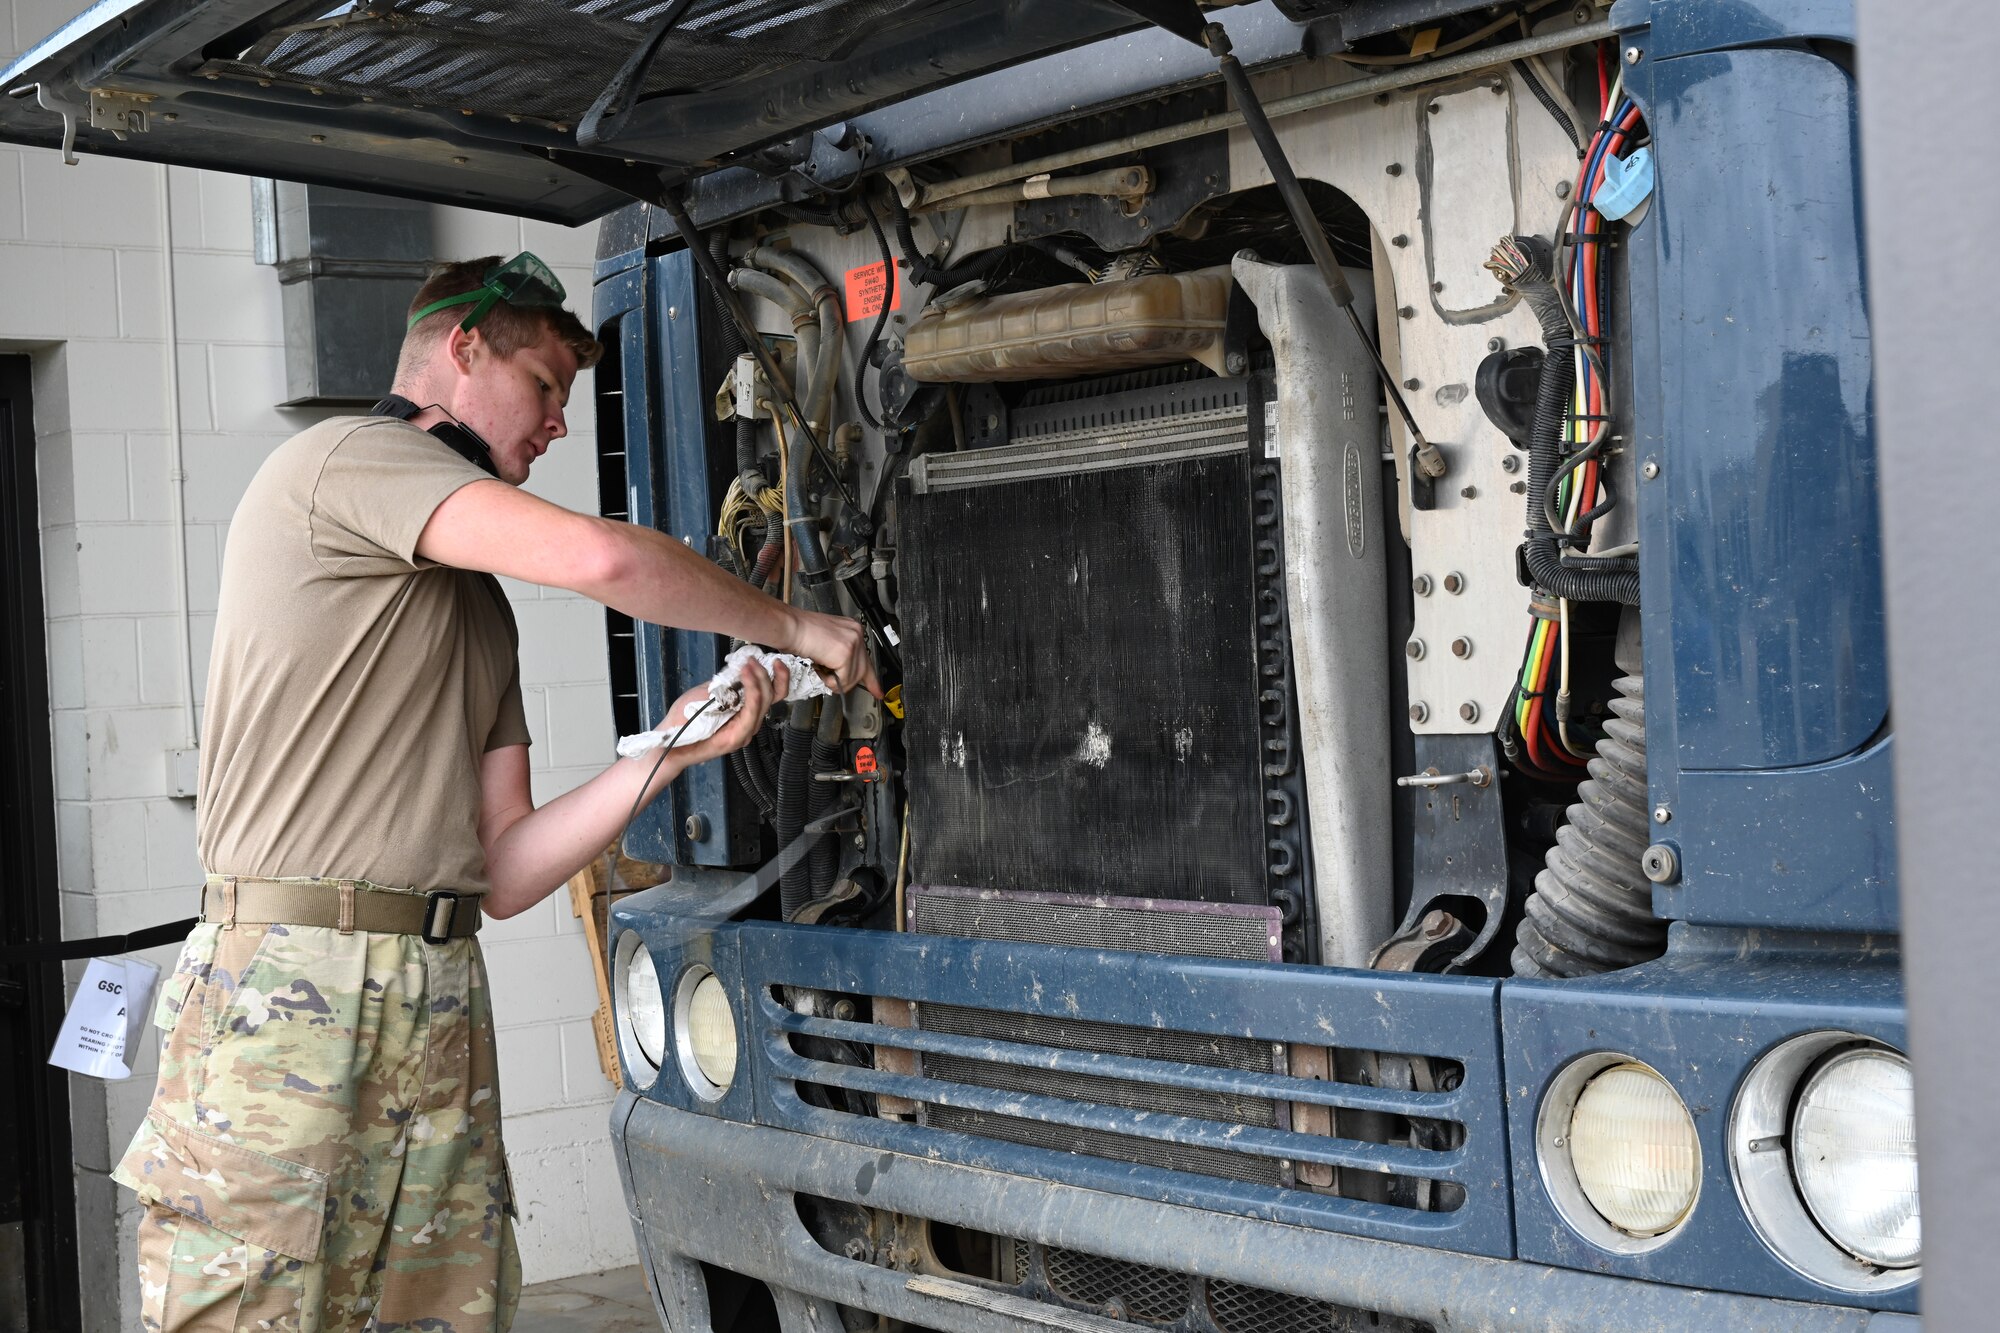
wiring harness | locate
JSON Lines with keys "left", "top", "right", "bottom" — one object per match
{"left": 1486, "top": 48, "right": 1649, "bottom": 778}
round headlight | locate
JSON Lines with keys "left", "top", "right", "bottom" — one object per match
{"left": 613, "top": 930, "right": 666, "bottom": 1078}
{"left": 1729, "top": 1032, "right": 1918, "bottom": 1294}
{"left": 673, "top": 965, "right": 738, "bottom": 1099}
{"left": 1792, "top": 1049, "right": 1919, "bottom": 1268}
{"left": 1568, "top": 1062, "right": 1702, "bottom": 1236}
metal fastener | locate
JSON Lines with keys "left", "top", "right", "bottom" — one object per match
{"left": 1431, "top": 280, "right": 1445, "bottom": 293}
{"left": 1458, "top": 701, "right": 1480, "bottom": 723}
{"left": 1403, "top": 377, "right": 1421, "bottom": 391}
{"left": 1625, "top": 46, "right": 1643, "bottom": 64}
{"left": 1406, "top": 638, "right": 1426, "bottom": 660}
{"left": 1450, "top": 636, "right": 1473, "bottom": 659}
{"left": 1500, "top": 454, "right": 1521, "bottom": 474}
{"left": 684, "top": 814, "right": 708, "bottom": 841}
{"left": 1392, "top": 234, "right": 1409, "bottom": 248}
{"left": 1459, "top": 485, "right": 1477, "bottom": 499}
{"left": 1442, "top": 571, "right": 1465, "bottom": 595}
{"left": 1653, "top": 805, "right": 1673, "bottom": 824}
{"left": 1642, "top": 460, "right": 1660, "bottom": 479}
{"left": 667, "top": 306, "right": 679, "bottom": 320}
{"left": 1399, "top": 305, "right": 1416, "bottom": 320}
{"left": 1555, "top": 180, "right": 1572, "bottom": 199}
{"left": 1510, "top": 481, "right": 1528, "bottom": 494}
{"left": 1412, "top": 574, "right": 1433, "bottom": 597}
{"left": 1641, "top": 845, "right": 1680, "bottom": 884}
{"left": 1409, "top": 702, "right": 1429, "bottom": 723}
{"left": 854, "top": 833, "right": 867, "bottom": 849}
{"left": 1385, "top": 162, "right": 1403, "bottom": 177}
{"left": 310, "top": 134, "right": 326, "bottom": 144}
{"left": 1487, "top": 337, "right": 1505, "bottom": 352}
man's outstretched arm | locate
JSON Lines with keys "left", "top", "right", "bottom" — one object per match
{"left": 416, "top": 478, "right": 879, "bottom": 696}
{"left": 476, "top": 662, "right": 788, "bottom": 918}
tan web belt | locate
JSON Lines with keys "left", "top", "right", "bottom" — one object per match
{"left": 200, "top": 876, "right": 482, "bottom": 942}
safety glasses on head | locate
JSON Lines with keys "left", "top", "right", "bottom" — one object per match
{"left": 406, "top": 252, "right": 568, "bottom": 333}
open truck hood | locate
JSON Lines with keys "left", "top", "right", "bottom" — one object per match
{"left": 0, "top": 0, "right": 1190, "bottom": 224}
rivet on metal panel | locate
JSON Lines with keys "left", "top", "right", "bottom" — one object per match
{"left": 1642, "top": 845, "right": 1680, "bottom": 884}
{"left": 1625, "top": 46, "right": 1644, "bottom": 64}
{"left": 1487, "top": 337, "right": 1505, "bottom": 352}
{"left": 1642, "top": 459, "right": 1660, "bottom": 479}
{"left": 1500, "top": 454, "right": 1521, "bottom": 474}
{"left": 1398, "top": 306, "right": 1416, "bottom": 319}
{"left": 1403, "top": 377, "right": 1421, "bottom": 391}
{"left": 1385, "top": 162, "right": 1403, "bottom": 176}
{"left": 1392, "top": 234, "right": 1409, "bottom": 248}
{"left": 1459, "top": 485, "right": 1477, "bottom": 499}
{"left": 684, "top": 815, "right": 707, "bottom": 841}
{"left": 1653, "top": 805, "right": 1673, "bottom": 824}
{"left": 1555, "top": 180, "right": 1572, "bottom": 199}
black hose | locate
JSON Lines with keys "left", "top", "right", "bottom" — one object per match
{"left": 1506, "top": 235, "right": 1641, "bottom": 605}
{"left": 1510, "top": 673, "right": 1667, "bottom": 977}
{"left": 777, "top": 704, "right": 816, "bottom": 920}
{"left": 729, "top": 745, "right": 776, "bottom": 823}
{"left": 886, "top": 196, "right": 1008, "bottom": 292}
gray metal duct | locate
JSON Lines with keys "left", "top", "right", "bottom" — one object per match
{"left": 263, "top": 182, "right": 432, "bottom": 405}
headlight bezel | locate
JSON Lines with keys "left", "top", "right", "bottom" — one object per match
{"left": 1729, "top": 1031, "right": 1919, "bottom": 1294}
{"left": 672, "top": 963, "right": 739, "bottom": 1101}
{"left": 612, "top": 929, "right": 666, "bottom": 1085}
{"left": 1536, "top": 1052, "right": 1702, "bottom": 1254}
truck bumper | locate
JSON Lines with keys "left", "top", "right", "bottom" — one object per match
{"left": 609, "top": 1093, "right": 1912, "bottom": 1333}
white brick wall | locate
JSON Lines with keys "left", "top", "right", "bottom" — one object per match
{"left": 4, "top": 4, "right": 634, "bottom": 1318}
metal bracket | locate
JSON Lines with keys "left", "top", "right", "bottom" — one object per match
{"left": 87, "top": 88, "right": 155, "bottom": 139}
{"left": 1372, "top": 733, "right": 1510, "bottom": 971}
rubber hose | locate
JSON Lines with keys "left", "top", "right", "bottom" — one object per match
{"left": 1508, "top": 236, "right": 1641, "bottom": 606}
{"left": 785, "top": 387, "right": 837, "bottom": 613}
{"left": 889, "top": 197, "right": 1007, "bottom": 291}
{"left": 748, "top": 247, "right": 843, "bottom": 434}
{"left": 777, "top": 704, "right": 816, "bottom": 920}
{"left": 1510, "top": 673, "right": 1668, "bottom": 977}
{"left": 751, "top": 509, "right": 783, "bottom": 589}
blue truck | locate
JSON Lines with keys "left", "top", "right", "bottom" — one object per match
{"left": 0, "top": 1, "right": 1918, "bottom": 1328}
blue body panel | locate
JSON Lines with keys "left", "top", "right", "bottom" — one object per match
{"left": 1622, "top": 0, "right": 1898, "bottom": 931}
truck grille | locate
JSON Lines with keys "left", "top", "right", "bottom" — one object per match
{"left": 741, "top": 923, "right": 1514, "bottom": 1258}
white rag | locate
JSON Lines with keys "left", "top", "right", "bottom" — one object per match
{"left": 616, "top": 644, "right": 832, "bottom": 759}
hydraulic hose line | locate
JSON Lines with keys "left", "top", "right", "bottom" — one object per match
{"left": 1511, "top": 673, "right": 1666, "bottom": 977}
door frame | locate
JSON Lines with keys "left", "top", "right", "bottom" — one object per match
{"left": 0, "top": 354, "right": 81, "bottom": 1329}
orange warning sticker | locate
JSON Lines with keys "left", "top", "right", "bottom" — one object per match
{"left": 854, "top": 745, "right": 879, "bottom": 775}
{"left": 844, "top": 260, "right": 901, "bottom": 322}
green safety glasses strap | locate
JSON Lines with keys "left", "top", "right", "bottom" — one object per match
{"left": 406, "top": 252, "right": 568, "bottom": 332}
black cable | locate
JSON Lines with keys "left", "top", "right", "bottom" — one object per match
{"left": 1512, "top": 59, "right": 1580, "bottom": 151}
{"left": 617, "top": 697, "right": 717, "bottom": 859}
{"left": 855, "top": 195, "right": 898, "bottom": 431}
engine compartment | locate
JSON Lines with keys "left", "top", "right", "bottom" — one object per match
{"left": 614, "top": 19, "right": 1652, "bottom": 986}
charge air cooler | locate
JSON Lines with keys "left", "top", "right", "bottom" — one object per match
{"left": 891, "top": 263, "right": 1389, "bottom": 1184}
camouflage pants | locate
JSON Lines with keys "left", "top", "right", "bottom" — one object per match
{"left": 113, "top": 908, "right": 520, "bottom": 1332}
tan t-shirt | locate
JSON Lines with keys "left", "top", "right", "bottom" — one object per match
{"left": 196, "top": 416, "right": 532, "bottom": 895}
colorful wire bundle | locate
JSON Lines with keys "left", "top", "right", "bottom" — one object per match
{"left": 1508, "top": 46, "right": 1648, "bottom": 780}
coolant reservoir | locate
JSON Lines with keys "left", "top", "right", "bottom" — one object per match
{"left": 902, "top": 265, "right": 1232, "bottom": 382}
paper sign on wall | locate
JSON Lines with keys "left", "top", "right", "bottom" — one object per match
{"left": 48, "top": 956, "right": 159, "bottom": 1081}
{"left": 844, "top": 259, "right": 901, "bottom": 322}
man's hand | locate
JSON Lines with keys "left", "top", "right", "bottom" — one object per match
{"left": 671, "top": 659, "right": 790, "bottom": 764}
{"left": 784, "top": 609, "right": 882, "bottom": 698}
